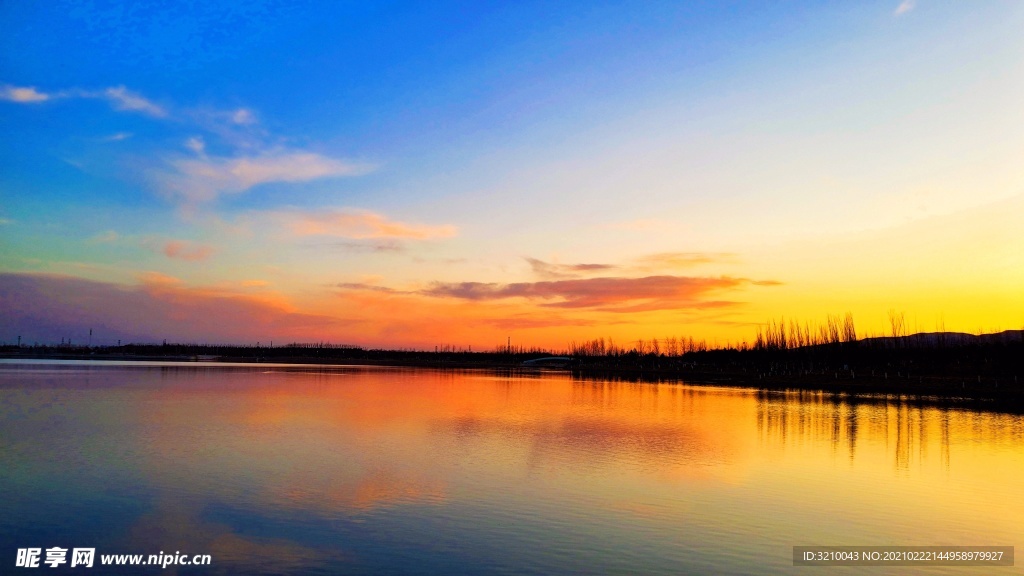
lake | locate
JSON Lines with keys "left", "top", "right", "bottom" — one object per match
{"left": 1, "top": 360, "right": 1021, "bottom": 574}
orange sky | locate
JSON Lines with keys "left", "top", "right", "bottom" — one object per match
{"left": 2, "top": 3, "right": 1023, "bottom": 349}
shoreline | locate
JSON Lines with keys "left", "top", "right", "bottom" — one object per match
{"left": 3, "top": 351, "right": 1021, "bottom": 411}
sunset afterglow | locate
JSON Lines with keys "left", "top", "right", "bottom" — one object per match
{"left": 2, "top": 2, "right": 1022, "bottom": 349}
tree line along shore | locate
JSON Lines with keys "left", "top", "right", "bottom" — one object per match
{"left": 2, "top": 327, "right": 1021, "bottom": 406}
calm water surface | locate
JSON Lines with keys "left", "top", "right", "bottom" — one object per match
{"left": 1, "top": 361, "right": 1021, "bottom": 574}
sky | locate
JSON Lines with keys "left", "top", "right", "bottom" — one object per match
{"left": 1, "top": 1, "right": 1022, "bottom": 350}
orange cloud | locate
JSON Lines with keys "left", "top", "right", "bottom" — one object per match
{"left": 481, "top": 315, "right": 606, "bottom": 330}
{"left": 634, "top": 252, "right": 738, "bottom": 269}
{"left": 526, "top": 257, "right": 617, "bottom": 279}
{"left": 524, "top": 252, "right": 739, "bottom": 281}
{"left": 326, "top": 271, "right": 783, "bottom": 347}
{"left": 2, "top": 269, "right": 778, "bottom": 350}
{"left": 336, "top": 282, "right": 404, "bottom": 294}
{"left": 327, "top": 286, "right": 572, "bottom": 347}
{"left": 288, "top": 209, "right": 457, "bottom": 240}
{"left": 309, "top": 240, "right": 405, "bottom": 253}
{"left": 421, "top": 275, "right": 778, "bottom": 312}
{"left": 163, "top": 239, "right": 214, "bottom": 261}
{"left": 1, "top": 272, "right": 353, "bottom": 344}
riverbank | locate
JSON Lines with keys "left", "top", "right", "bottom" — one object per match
{"left": 3, "top": 348, "right": 1021, "bottom": 410}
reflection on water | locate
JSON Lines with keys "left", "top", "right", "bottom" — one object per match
{"left": 1, "top": 361, "right": 1022, "bottom": 575}
{"left": 754, "top": 389, "right": 1024, "bottom": 473}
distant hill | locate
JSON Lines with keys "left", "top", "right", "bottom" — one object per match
{"left": 860, "top": 329, "right": 1024, "bottom": 348}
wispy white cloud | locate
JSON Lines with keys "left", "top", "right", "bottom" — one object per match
{"left": 163, "top": 151, "right": 371, "bottom": 204}
{"left": 185, "top": 106, "right": 267, "bottom": 150}
{"left": 5, "top": 83, "right": 256, "bottom": 132}
{"left": 282, "top": 209, "right": 457, "bottom": 240}
{"left": 61, "top": 157, "right": 86, "bottom": 170}
{"left": 102, "top": 85, "right": 167, "bottom": 117}
{"left": 0, "top": 217, "right": 14, "bottom": 225}
{"left": 231, "top": 108, "right": 257, "bottom": 125}
{"left": 6, "top": 82, "right": 370, "bottom": 207}
{"left": 894, "top": 0, "right": 916, "bottom": 16}
{"left": 2, "top": 83, "right": 166, "bottom": 117}
{"left": 0, "top": 85, "right": 51, "bottom": 103}
{"left": 100, "top": 132, "right": 133, "bottom": 142}
{"left": 185, "top": 136, "right": 206, "bottom": 155}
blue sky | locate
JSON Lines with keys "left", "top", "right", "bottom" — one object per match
{"left": 2, "top": 1, "right": 1023, "bottom": 348}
